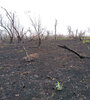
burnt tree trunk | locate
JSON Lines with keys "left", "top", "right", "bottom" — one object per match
{"left": 9, "top": 36, "right": 13, "bottom": 44}
{"left": 17, "top": 36, "right": 22, "bottom": 43}
{"left": 37, "top": 37, "right": 41, "bottom": 49}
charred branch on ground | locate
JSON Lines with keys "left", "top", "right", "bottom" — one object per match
{"left": 57, "top": 44, "right": 90, "bottom": 59}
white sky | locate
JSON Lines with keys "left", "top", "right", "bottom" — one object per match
{"left": 0, "top": 0, "right": 90, "bottom": 35}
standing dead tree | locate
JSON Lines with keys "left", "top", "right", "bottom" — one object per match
{"left": 78, "top": 30, "right": 85, "bottom": 41}
{"left": 54, "top": 19, "right": 57, "bottom": 40}
{"left": 0, "top": 29, "right": 3, "bottom": 41}
{"left": 67, "top": 26, "right": 74, "bottom": 38}
{"left": 67, "top": 25, "right": 85, "bottom": 40}
{"left": 0, "top": 11, "right": 14, "bottom": 43}
{"left": 0, "top": 7, "right": 27, "bottom": 43}
{"left": 28, "top": 16, "right": 44, "bottom": 48}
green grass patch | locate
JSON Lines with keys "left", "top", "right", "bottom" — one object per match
{"left": 87, "top": 46, "right": 90, "bottom": 50}
{"left": 83, "top": 40, "right": 90, "bottom": 43}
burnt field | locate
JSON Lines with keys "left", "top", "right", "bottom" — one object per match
{"left": 0, "top": 39, "right": 90, "bottom": 100}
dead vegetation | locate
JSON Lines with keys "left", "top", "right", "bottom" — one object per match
{"left": 0, "top": 7, "right": 90, "bottom": 100}
{"left": 0, "top": 39, "right": 90, "bottom": 100}
{"left": 23, "top": 53, "right": 39, "bottom": 62}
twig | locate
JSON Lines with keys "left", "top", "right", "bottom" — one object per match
{"left": 23, "top": 46, "right": 31, "bottom": 61}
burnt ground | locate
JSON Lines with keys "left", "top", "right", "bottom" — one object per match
{"left": 0, "top": 39, "right": 90, "bottom": 100}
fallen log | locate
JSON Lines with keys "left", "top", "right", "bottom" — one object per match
{"left": 57, "top": 45, "right": 90, "bottom": 59}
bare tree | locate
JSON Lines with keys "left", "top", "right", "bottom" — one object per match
{"left": 67, "top": 26, "right": 74, "bottom": 38}
{"left": 87, "top": 28, "right": 90, "bottom": 35}
{"left": 78, "top": 30, "right": 85, "bottom": 41}
{"left": 67, "top": 25, "right": 72, "bottom": 36}
{"left": 0, "top": 12, "right": 14, "bottom": 43}
{"left": 0, "top": 7, "right": 27, "bottom": 43}
{"left": 29, "top": 16, "right": 44, "bottom": 48}
{"left": 54, "top": 19, "right": 57, "bottom": 40}
{"left": 75, "top": 29, "right": 78, "bottom": 38}
{"left": 45, "top": 30, "right": 50, "bottom": 40}
{"left": 0, "top": 29, "right": 3, "bottom": 41}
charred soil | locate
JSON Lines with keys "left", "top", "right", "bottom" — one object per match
{"left": 0, "top": 39, "right": 90, "bottom": 100}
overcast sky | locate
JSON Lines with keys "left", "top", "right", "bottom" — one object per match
{"left": 0, "top": 0, "right": 90, "bottom": 35}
